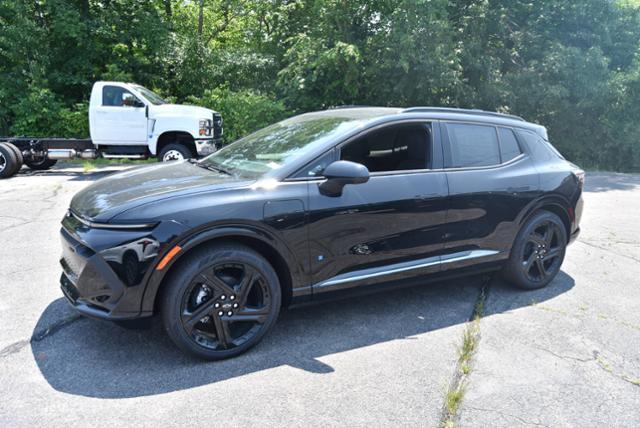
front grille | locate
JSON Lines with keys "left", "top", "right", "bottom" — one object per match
{"left": 213, "top": 113, "right": 223, "bottom": 138}
{"left": 60, "top": 273, "right": 79, "bottom": 303}
{"left": 60, "top": 257, "right": 79, "bottom": 284}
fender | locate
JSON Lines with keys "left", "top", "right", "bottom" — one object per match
{"left": 148, "top": 128, "right": 197, "bottom": 155}
{"left": 139, "top": 222, "right": 308, "bottom": 314}
{"left": 517, "top": 193, "right": 573, "bottom": 235}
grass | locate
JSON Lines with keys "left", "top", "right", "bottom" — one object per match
{"left": 440, "top": 279, "right": 488, "bottom": 428}
{"left": 66, "top": 157, "right": 155, "bottom": 172}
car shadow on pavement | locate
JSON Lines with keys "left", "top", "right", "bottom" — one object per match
{"left": 31, "top": 272, "right": 574, "bottom": 399}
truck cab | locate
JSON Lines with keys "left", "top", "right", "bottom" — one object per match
{"left": 89, "top": 81, "right": 222, "bottom": 161}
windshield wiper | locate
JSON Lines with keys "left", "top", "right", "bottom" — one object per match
{"left": 192, "top": 160, "right": 233, "bottom": 176}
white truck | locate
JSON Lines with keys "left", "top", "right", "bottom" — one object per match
{"left": 0, "top": 81, "right": 223, "bottom": 178}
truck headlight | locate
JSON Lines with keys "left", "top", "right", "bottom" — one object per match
{"left": 199, "top": 119, "right": 212, "bottom": 136}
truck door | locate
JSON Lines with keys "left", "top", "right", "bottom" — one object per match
{"left": 90, "top": 85, "right": 147, "bottom": 145}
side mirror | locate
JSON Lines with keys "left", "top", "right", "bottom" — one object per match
{"left": 122, "top": 93, "right": 144, "bottom": 108}
{"left": 319, "top": 160, "right": 370, "bottom": 197}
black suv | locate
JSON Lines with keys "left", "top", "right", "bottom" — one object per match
{"left": 60, "top": 107, "right": 584, "bottom": 359}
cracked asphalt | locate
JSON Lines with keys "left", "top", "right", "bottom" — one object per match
{"left": 1, "top": 165, "right": 639, "bottom": 427}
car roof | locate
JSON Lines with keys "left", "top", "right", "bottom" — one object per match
{"left": 300, "top": 106, "right": 547, "bottom": 138}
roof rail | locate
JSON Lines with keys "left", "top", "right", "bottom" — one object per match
{"left": 403, "top": 107, "right": 525, "bottom": 122}
{"left": 328, "top": 105, "right": 376, "bottom": 110}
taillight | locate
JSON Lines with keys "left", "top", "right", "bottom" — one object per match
{"left": 574, "top": 170, "right": 585, "bottom": 189}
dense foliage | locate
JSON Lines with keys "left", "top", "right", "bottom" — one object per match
{"left": 1, "top": 0, "right": 640, "bottom": 171}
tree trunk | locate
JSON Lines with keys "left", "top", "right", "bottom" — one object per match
{"left": 197, "top": 0, "right": 204, "bottom": 36}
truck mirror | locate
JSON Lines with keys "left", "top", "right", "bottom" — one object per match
{"left": 122, "top": 93, "right": 143, "bottom": 108}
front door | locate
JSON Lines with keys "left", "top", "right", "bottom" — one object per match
{"left": 91, "top": 85, "right": 147, "bottom": 145}
{"left": 305, "top": 122, "right": 449, "bottom": 296}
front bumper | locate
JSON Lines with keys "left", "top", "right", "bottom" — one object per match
{"left": 59, "top": 227, "right": 152, "bottom": 320}
{"left": 58, "top": 215, "right": 187, "bottom": 321}
{"left": 194, "top": 138, "right": 220, "bottom": 156}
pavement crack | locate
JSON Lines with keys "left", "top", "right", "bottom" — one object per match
{"left": 0, "top": 313, "right": 82, "bottom": 358}
{"left": 465, "top": 405, "right": 549, "bottom": 427}
{"left": 533, "top": 346, "right": 640, "bottom": 388}
{"left": 576, "top": 239, "right": 640, "bottom": 264}
{"left": 439, "top": 274, "right": 492, "bottom": 428}
{"left": 532, "top": 345, "right": 593, "bottom": 363}
{"left": 31, "top": 313, "right": 82, "bottom": 342}
{"left": 0, "top": 340, "right": 31, "bottom": 358}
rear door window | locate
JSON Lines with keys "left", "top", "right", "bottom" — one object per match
{"left": 446, "top": 123, "right": 500, "bottom": 168}
{"left": 497, "top": 127, "right": 522, "bottom": 162}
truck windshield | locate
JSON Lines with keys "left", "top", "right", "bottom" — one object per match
{"left": 199, "top": 114, "right": 368, "bottom": 179}
{"left": 133, "top": 85, "right": 166, "bottom": 105}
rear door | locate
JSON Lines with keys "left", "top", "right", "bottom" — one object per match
{"left": 90, "top": 85, "right": 147, "bottom": 145}
{"left": 441, "top": 122, "right": 540, "bottom": 269}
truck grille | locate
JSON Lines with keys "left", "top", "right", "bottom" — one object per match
{"left": 213, "top": 113, "right": 223, "bottom": 138}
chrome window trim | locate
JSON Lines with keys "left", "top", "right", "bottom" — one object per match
{"left": 284, "top": 119, "right": 436, "bottom": 182}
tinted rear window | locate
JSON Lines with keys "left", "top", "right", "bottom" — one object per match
{"left": 517, "top": 130, "right": 564, "bottom": 162}
{"left": 498, "top": 127, "right": 522, "bottom": 162}
{"left": 447, "top": 123, "right": 500, "bottom": 167}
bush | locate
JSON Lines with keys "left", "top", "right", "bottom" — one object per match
{"left": 188, "top": 88, "right": 289, "bottom": 144}
{"left": 9, "top": 88, "right": 89, "bottom": 138}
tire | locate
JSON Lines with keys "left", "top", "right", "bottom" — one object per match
{"left": 0, "top": 143, "right": 19, "bottom": 178}
{"left": 4, "top": 143, "right": 24, "bottom": 174}
{"left": 503, "top": 210, "right": 567, "bottom": 290}
{"left": 161, "top": 243, "right": 281, "bottom": 360}
{"left": 25, "top": 157, "right": 57, "bottom": 171}
{"left": 158, "top": 143, "right": 194, "bottom": 162}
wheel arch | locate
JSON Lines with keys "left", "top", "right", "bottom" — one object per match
{"left": 144, "top": 226, "right": 298, "bottom": 316}
{"left": 519, "top": 196, "right": 572, "bottom": 243}
{"left": 155, "top": 131, "right": 196, "bottom": 157}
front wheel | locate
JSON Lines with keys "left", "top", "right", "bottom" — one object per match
{"left": 503, "top": 210, "right": 567, "bottom": 290}
{"left": 158, "top": 143, "right": 193, "bottom": 162}
{"left": 161, "top": 243, "right": 281, "bottom": 360}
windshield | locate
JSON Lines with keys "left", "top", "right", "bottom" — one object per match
{"left": 200, "top": 114, "right": 369, "bottom": 179}
{"left": 133, "top": 85, "right": 167, "bottom": 105}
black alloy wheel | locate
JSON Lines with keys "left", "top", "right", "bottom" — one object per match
{"left": 521, "top": 220, "right": 563, "bottom": 283}
{"left": 161, "top": 244, "right": 281, "bottom": 360}
{"left": 504, "top": 210, "right": 567, "bottom": 290}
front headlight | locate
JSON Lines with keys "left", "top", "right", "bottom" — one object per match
{"left": 199, "top": 118, "right": 212, "bottom": 136}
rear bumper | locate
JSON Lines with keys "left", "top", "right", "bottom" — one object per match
{"left": 568, "top": 227, "right": 580, "bottom": 245}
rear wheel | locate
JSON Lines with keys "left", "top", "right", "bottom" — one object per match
{"left": 0, "top": 143, "right": 19, "bottom": 178}
{"left": 25, "top": 157, "right": 57, "bottom": 171}
{"left": 504, "top": 210, "right": 567, "bottom": 290}
{"left": 161, "top": 243, "right": 281, "bottom": 360}
{"left": 4, "top": 143, "right": 24, "bottom": 174}
{"left": 158, "top": 143, "right": 193, "bottom": 162}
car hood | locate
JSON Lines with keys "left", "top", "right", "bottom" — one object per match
{"left": 151, "top": 104, "right": 217, "bottom": 118}
{"left": 70, "top": 161, "right": 253, "bottom": 222}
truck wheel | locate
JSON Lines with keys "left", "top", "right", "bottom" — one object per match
{"left": 0, "top": 143, "right": 19, "bottom": 178}
{"left": 158, "top": 144, "right": 194, "bottom": 162}
{"left": 4, "top": 143, "right": 24, "bottom": 174}
{"left": 25, "top": 157, "right": 58, "bottom": 171}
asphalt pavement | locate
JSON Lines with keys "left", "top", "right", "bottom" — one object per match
{"left": 0, "top": 165, "right": 638, "bottom": 427}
